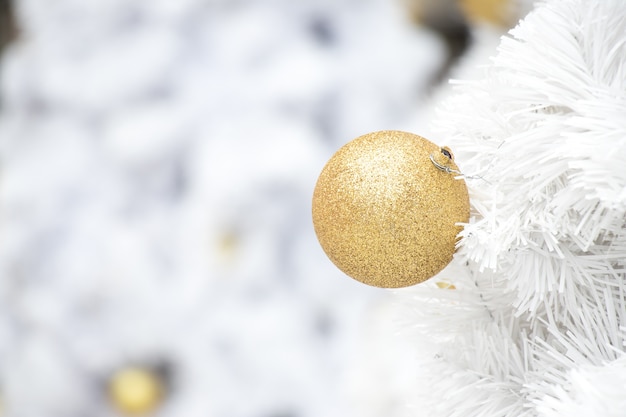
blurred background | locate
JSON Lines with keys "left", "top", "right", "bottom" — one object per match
{"left": 0, "top": 0, "right": 521, "bottom": 416}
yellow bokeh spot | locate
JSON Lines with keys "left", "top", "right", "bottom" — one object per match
{"left": 460, "top": 0, "right": 512, "bottom": 27}
{"left": 109, "top": 367, "right": 164, "bottom": 416}
{"left": 217, "top": 230, "right": 239, "bottom": 262}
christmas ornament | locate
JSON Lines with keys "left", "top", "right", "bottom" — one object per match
{"left": 108, "top": 367, "right": 165, "bottom": 415}
{"left": 312, "top": 130, "right": 470, "bottom": 288}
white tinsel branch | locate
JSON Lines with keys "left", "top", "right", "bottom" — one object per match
{"left": 399, "top": 0, "right": 626, "bottom": 416}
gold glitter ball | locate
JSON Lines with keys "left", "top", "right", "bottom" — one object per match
{"left": 312, "top": 130, "right": 470, "bottom": 288}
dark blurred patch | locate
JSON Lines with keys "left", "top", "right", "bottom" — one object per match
{"left": 404, "top": 0, "right": 472, "bottom": 86}
{"left": 314, "top": 309, "right": 334, "bottom": 338}
{"left": 0, "top": 0, "right": 16, "bottom": 54}
{"left": 308, "top": 14, "right": 336, "bottom": 46}
{"left": 167, "top": 152, "right": 189, "bottom": 201}
{"left": 0, "top": 0, "right": 16, "bottom": 110}
{"left": 101, "top": 359, "right": 175, "bottom": 391}
{"left": 422, "top": 16, "right": 471, "bottom": 87}
{"left": 311, "top": 92, "right": 340, "bottom": 145}
{"left": 153, "top": 360, "right": 175, "bottom": 389}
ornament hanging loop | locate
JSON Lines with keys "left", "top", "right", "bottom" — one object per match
{"left": 430, "top": 147, "right": 463, "bottom": 176}
{"left": 430, "top": 148, "right": 488, "bottom": 182}
{"left": 430, "top": 153, "right": 463, "bottom": 176}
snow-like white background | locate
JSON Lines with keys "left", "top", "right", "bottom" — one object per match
{"left": 0, "top": 0, "right": 447, "bottom": 416}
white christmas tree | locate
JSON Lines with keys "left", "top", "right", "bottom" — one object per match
{"left": 394, "top": 0, "right": 626, "bottom": 415}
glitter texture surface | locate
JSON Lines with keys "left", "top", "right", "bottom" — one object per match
{"left": 312, "top": 130, "right": 470, "bottom": 288}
